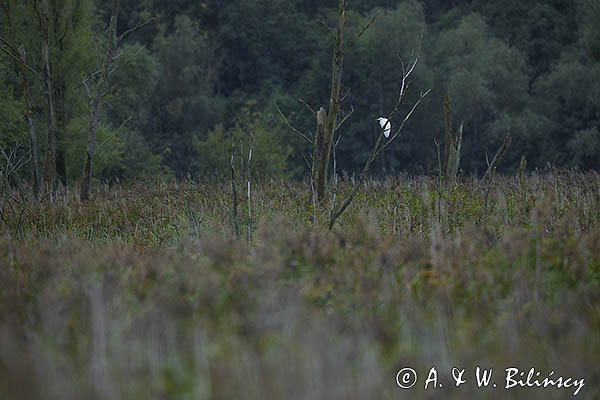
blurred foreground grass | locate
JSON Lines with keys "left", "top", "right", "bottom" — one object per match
{"left": 1, "top": 172, "right": 599, "bottom": 399}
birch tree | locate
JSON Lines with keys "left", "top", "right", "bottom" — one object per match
{"left": 80, "top": 0, "right": 120, "bottom": 202}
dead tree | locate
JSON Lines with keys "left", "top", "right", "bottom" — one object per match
{"left": 316, "top": 0, "right": 346, "bottom": 202}
{"left": 441, "top": 94, "right": 511, "bottom": 182}
{"left": 277, "top": 0, "right": 379, "bottom": 202}
{"left": 277, "top": 2, "right": 428, "bottom": 229}
{"left": 80, "top": 0, "right": 120, "bottom": 203}
{"left": 316, "top": 0, "right": 380, "bottom": 202}
{"left": 313, "top": 107, "right": 327, "bottom": 197}
{"left": 442, "top": 94, "right": 463, "bottom": 181}
{"left": 328, "top": 55, "right": 430, "bottom": 229}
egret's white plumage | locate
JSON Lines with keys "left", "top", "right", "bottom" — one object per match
{"left": 377, "top": 117, "right": 391, "bottom": 138}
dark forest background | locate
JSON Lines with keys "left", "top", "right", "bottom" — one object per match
{"left": 1, "top": 0, "right": 599, "bottom": 183}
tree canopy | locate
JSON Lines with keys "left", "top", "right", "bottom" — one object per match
{"left": 0, "top": 0, "right": 597, "bottom": 184}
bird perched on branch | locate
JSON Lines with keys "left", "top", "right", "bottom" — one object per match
{"left": 376, "top": 117, "right": 391, "bottom": 138}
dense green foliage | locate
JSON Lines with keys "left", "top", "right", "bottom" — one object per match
{"left": 1, "top": 173, "right": 600, "bottom": 398}
{"left": 1, "top": 0, "right": 599, "bottom": 184}
{"left": 3, "top": 4, "right": 599, "bottom": 398}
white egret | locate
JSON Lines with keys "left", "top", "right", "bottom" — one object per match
{"left": 376, "top": 117, "right": 391, "bottom": 138}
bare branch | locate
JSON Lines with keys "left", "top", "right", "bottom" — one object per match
{"left": 303, "top": 154, "right": 313, "bottom": 173}
{"left": 0, "top": 42, "right": 18, "bottom": 64}
{"left": 317, "top": 18, "right": 337, "bottom": 40}
{"left": 75, "top": 66, "right": 100, "bottom": 91}
{"left": 348, "top": 8, "right": 381, "bottom": 50}
{"left": 97, "top": 115, "right": 132, "bottom": 150}
{"left": 81, "top": 76, "right": 92, "bottom": 99}
{"left": 340, "top": 87, "right": 351, "bottom": 102}
{"left": 397, "top": 54, "right": 419, "bottom": 104}
{"left": 483, "top": 133, "right": 512, "bottom": 180}
{"left": 376, "top": 89, "right": 431, "bottom": 159}
{"left": 109, "top": 44, "right": 145, "bottom": 75}
{"left": 0, "top": 37, "right": 42, "bottom": 81}
{"left": 118, "top": 16, "right": 155, "bottom": 42}
{"left": 298, "top": 97, "right": 316, "bottom": 115}
{"left": 77, "top": 44, "right": 145, "bottom": 97}
{"left": 335, "top": 105, "right": 354, "bottom": 131}
{"left": 274, "top": 102, "right": 313, "bottom": 145}
{"left": 0, "top": 36, "right": 18, "bottom": 58}
{"left": 0, "top": 143, "right": 31, "bottom": 191}
{"left": 328, "top": 88, "right": 431, "bottom": 229}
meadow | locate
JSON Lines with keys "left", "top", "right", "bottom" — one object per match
{"left": 1, "top": 172, "right": 599, "bottom": 399}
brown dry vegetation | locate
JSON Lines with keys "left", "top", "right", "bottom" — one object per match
{"left": 1, "top": 172, "right": 600, "bottom": 399}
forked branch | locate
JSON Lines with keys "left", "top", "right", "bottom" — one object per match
{"left": 349, "top": 9, "right": 381, "bottom": 49}
{"left": 329, "top": 55, "right": 430, "bottom": 229}
{"left": 483, "top": 133, "right": 512, "bottom": 181}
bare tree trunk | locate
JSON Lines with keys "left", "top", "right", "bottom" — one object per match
{"left": 442, "top": 94, "right": 463, "bottom": 181}
{"left": 80, "top": 0, "right": 120, "bottom": 203}
{"left": 316, "top": 0, "right": 346, "bottom": 202}
{"left": 443, "top": 94, "right": 452, "bottom": 176}
{"left": 312, "top": 107, "right": 326, "bottom": 194}
{"left": 37, "top": 0, "right": 58, "bottom": 193}
{"left": 16, "top": 46, "right": 40, "bottom": 199}
{"left": 446, "top": 123, "right": 463, "bottom": 180}
{"left": 277, "top": 2, "right": 379, "bottom": 206}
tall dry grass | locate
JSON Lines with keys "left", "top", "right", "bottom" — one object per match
{"left": 0, "top": 171, "right": 599, "bottom": 399}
